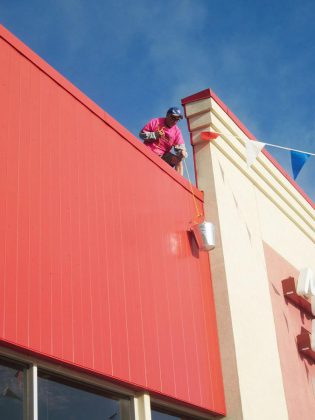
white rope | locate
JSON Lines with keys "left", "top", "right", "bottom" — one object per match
{"left": 258, "top": 141, "right": 315, "bottom": 157}
{"left": 183, "top": 159, "right": 202, "bottom": 220}
{"left": 216, "top": 132, "right": 315, "bottom": 156}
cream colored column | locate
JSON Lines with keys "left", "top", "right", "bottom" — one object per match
{"left": 183, "top": 95, "right": 294, "bottom": 420}
{"left": 134, "top": 392, "right": 152, "bottom": 420}
{"left": 26, "top": 364, "right": 38, "bottom": 420}
{"left": 194, "top": 140, "right": 244, "bottom": 420}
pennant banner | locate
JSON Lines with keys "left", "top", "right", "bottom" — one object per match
{"left": 200, "top": 131, "right": 220, "bottom": 141}
{"left": 290, "top": 151, "right": 311, "bottom": 180}
{"left": 197, "top": 130, "right": 313, "bottom": 180}
{"left": 245, "top": 139, "right": 265, "bottom": 167}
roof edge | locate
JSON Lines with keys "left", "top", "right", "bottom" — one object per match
{"left": 0, "top": 24, "right": 203, "bottom": 201}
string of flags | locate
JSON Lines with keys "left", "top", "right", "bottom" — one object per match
{"left": 200, "top": 131, "right": 314, "bottom": 180}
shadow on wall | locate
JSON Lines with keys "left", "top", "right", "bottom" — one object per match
{"left": 187, "top": 230, "right": 200, "bottom": 259}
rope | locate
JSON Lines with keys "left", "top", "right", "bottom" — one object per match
{"left": 183, "top": 158, "right": 203, "bottom": 222}
{"left": 214, "top": 132, "right": 315, "bottom": 156}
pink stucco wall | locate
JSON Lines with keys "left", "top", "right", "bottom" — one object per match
{"left": 264, "top": 242, "right": 315, "bottom": 420}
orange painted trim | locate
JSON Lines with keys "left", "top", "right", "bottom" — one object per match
{"left": 0, "top": 24, "right": 203, "bottom": 201}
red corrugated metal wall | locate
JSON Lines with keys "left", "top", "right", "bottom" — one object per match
{"left": 0, "top": 25, "right": 225, "bottom": 414}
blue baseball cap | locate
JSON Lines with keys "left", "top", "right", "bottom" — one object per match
{"left": 166, "top": 107, "right": 183, "bottom": 119}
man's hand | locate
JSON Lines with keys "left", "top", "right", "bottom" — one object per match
{"left": 174, "top": 145, "right": 187, "bottom": 159}
{"left": 140, "top": 130, "right": 164, "bottom": 142}
{"left": 155, "top": 129, "right": 165, "bottom": 139}
{"left": 176, "top": 149, "right": 188, "bottom": 159}
{"left": 181, "top": 149, "right": 188, "bottom": 158}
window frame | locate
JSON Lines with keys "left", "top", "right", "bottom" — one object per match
{"left": 0, "top": 347, "right": 134, "bottom": 420}
{"left": 37, "top": 368, "right": 132, "bottom": 420}
{"left": 0, "top": 346, "right": 214, "bottom": 420}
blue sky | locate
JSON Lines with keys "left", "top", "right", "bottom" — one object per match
{"left": 1, "top": 0, "right": 314, "bottom": 201}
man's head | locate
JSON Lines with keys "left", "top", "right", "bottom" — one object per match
{"left": 165, "top": 107, "right": 183, "bottom": 127}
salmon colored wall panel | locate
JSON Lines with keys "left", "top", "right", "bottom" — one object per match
{"left": 264, "top": 243, "right": 315, "bottom": 419}
{"left": 0, "top": 26, "right": 225, "bottom": 415}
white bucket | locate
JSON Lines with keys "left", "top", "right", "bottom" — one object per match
{"left": 191, "top": 221, "right": 215, "bottom": 251}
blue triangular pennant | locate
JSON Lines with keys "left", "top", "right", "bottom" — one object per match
{"left": 290, "top": 151, "right": 311, "bottom": 180}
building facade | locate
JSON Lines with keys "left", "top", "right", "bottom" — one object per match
{"left": 1, "top": 25, "right": 315, "bottom": 420}
{"left": 182, "top": 89, "right": 315, "bottom": 420}
{"left": 0, "top": 25, "right": 224, "bottom": 420}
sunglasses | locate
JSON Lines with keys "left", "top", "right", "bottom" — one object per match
{"left": 170, "top": 115, "right": 180, "bottom": 121}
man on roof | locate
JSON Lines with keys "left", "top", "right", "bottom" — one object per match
{"left": 139, "top": 107, "right": 188, "bottom": 175}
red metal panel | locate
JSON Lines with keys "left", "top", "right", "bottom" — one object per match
{"left": 0, "top": 26, "right": 225, "bottom": 415}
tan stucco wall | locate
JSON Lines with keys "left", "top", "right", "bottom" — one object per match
{"left": 183, "top": 93, "right": 315, "bottom": 420}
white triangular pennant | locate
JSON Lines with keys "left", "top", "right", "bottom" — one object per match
{"left": 245, "top": 139, "right": 265, "bottom": 168}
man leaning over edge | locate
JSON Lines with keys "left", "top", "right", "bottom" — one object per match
{"left": 139, "top": 107, "right": 188, "bottom": 176}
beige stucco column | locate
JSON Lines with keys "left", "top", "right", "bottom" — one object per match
{"left": 181, "top": 89, "right": 315, "bottom": 420}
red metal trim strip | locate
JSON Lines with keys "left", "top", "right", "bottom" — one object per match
{"left": 0, "top": 338, "right": 225, "bottom": 416}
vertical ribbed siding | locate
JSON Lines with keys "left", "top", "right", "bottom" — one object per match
{"left": 0, "top": 29, "right": 225, "bottom": 415}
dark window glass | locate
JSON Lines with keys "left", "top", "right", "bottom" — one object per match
{"left": 152, "top": 411, "right": 181, "bottom": 420}
{"left": 38, "top": 372, "right": 123, "bottom": 420}
{"left": 152, "top": 408, "right": 193, "bottom": 420}
{"left": 0, "top": 359, "right": 24, "bottom": 420}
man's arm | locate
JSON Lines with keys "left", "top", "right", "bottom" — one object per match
{"left": 173, "top": 144, "right": 188, "bottom": 176}
{"left": 139, "top": 129, "right": 164, "bottom": 143}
